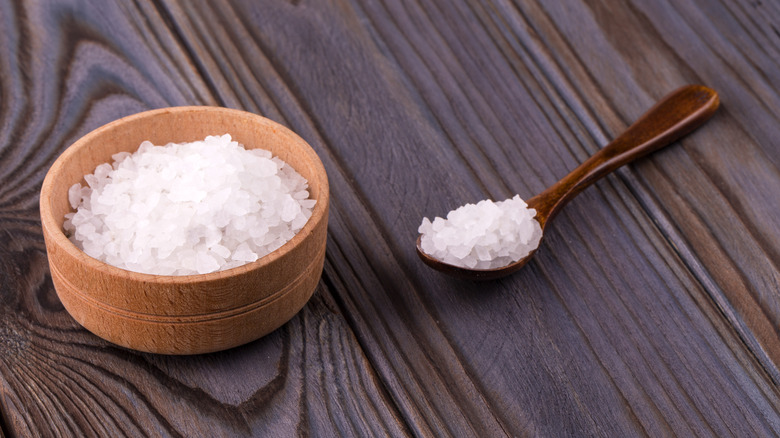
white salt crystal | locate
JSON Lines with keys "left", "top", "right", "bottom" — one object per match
{"left": 63, "top": 134, "right": 316, "bottom": 276}
{"left": 68, "top": 184, "right": 81, "bottom": 209}
{"left": 232, "top": 242, "right": 259, "bottom": 263}
{"left": 84, "top": 174, "right": 99, "bottom": 188}
{"left": 280, "top": 196, "right": 301, "bottom": 222}
{"left": 196, "top": 252, "right": 220, "bottom": 275}
{"left": 291, "top": 212, "right": 309, "bottom": 230}
{"left": 475, "top": 246, "right": 492, "bottom": 261}
{"left": 94, "top": 163, "right": 112, "bottom": 180}
{"left": 111, "top": 151, "right": 131, "bottom": 164}
{"left": 211, "top": 244, "right": 231, "bottom": 259}
{"left": 418, "top": 195, "right": 542, "bottom": 270}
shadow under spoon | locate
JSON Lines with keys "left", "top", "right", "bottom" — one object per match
{"left": 416, "top": 84, "right": 720, "bottom": 280}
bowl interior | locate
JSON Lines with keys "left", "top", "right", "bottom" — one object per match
{"left": 41, "top": 106, "right": 328, "bottom": 281}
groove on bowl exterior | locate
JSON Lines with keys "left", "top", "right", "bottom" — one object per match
{"left": 39, "top": 106, "right": 329, "bottom": 355}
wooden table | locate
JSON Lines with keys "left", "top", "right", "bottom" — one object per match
{"left": 1, "top": 0, "right": 779, "bottom": 436}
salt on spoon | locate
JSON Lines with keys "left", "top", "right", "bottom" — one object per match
{"left": 418, "top": 195, "right": 542, "bottom": 270}
{"left": 417, "top": 85, "right": 720, "bottom": 280}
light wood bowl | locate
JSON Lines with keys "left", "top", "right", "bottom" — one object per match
{"left": 40, "top": 107, "right": 329, "bottom": 355}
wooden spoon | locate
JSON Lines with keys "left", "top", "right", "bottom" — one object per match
{"left": 416, "top": 85, "right": 720, "bottom": 280}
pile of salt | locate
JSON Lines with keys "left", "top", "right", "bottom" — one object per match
{"left": 418, "top": 195, "right": 542, "bottom": 269}
{"left": 64, "top": 134, "right": 316, "bottom": 276}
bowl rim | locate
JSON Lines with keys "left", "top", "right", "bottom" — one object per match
{"left": 39, "top": 105, "right": 329, "bottom": 284}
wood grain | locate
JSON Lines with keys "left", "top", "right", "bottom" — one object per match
{"left": 532, "top": 0, "right": 780, "bottom": 378}
{"left": 1, "top": 0, "right": 780, "bottom": 436}
{"left": 158, "top": 0, "right": 780, "bottom": 435}
{"left": 0, "top": 0, "right": 405, "bottom": 436}
{"left": 1, "top": 281, "right": 407, "bottom": 436}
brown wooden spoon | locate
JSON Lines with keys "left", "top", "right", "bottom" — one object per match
{"left": 417, "top": 84, "right": 720, "bottom": 280}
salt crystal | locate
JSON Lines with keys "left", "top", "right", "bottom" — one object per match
{"left": 68, "top": 184, "right": 81, "bottom": 209}
{"left": 84, "top": 174, "right": 99, "bottom": 188}
{"left": 94, "top": 163, "right": 112, "bottom": 180}
{"left": 196, "top": 252, "right": 220, "bottom": 275}
{"left": 280, "top": 196, "right": 301, "bottom": 222}
{"left": 211, "top": 244, "right": 231, "bottom": 259}
{"left": 111, "top": 151, "right": 131, "bottom": 164}
{"left": 475, "top": 246, "right": 492, "bottom": 261}
{"left": 291, "top": 212, "right": 308, "bottom": 230}
{"left": 299, "top": 199, "right": 317, "bottom": 209}
{"left": 232, "top": 242, "right": 258, "bottom": 262}
{"left": 418, "top": 195, "right": 542, "bottom": 270}
{"left": 63, "top": 134, "right": 316, "bottom": 276}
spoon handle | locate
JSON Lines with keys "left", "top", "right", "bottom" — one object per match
{"left": 529, "top": 85, "right": 719, "bottom": 226}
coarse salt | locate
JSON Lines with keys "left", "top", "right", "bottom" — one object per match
{"left": 63, "top": 134, "right": 316, "bottom": 276}
{"left": 418, "top": 195, "right": 542, "bottom": 269}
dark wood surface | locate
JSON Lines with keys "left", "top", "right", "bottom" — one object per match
{"left": 1, "top": 0, "right": 779, "bottom": 436}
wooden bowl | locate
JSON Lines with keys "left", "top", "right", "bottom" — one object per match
{"left": 39, "top": 107, "right": 329, "bottom": 355}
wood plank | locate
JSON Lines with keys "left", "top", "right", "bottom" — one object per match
{"left": 156, "top": 0, "right": 780, "bottom": 435}
{"left": 525, "top": 0, "right": 780, "bottom": 380}
{"left": 2, "top": 0, "right": 779, "bottom": 435}
{"left": 0, "top": 0, "right": 408, "bottom": 436}
{"left": 1, "top": 281, "right": 408, "bottom": 436}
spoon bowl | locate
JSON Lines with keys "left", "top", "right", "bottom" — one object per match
{"left": 417, "top": 85, "right": 720, "bottom": 280}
